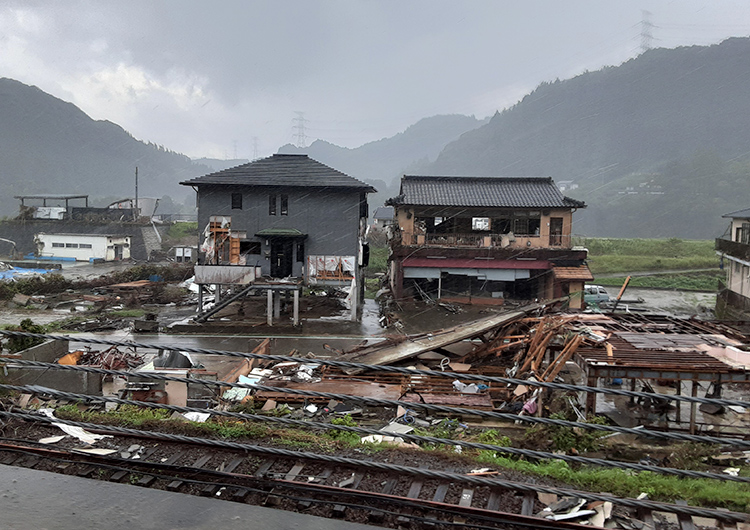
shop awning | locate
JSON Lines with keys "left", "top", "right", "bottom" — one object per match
{"left": 255, "top": 228, "right": 307, "bottom": 239}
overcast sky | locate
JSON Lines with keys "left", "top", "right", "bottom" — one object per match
{"left": 2, "top": 1, "right": 749, "bottom": 159}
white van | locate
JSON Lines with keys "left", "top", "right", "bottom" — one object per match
{"left": 584, "top": 285, "right": 610, "bottom": 305}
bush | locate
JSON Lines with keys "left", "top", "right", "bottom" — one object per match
{"left": 5, "top": 318, "right": 46, "bottom": 353}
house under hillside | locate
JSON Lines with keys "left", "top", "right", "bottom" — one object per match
{"left": 386, "top": 175, "right": 590, "bottom": 307}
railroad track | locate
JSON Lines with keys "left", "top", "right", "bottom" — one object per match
{"left": 0, "top": 434, "right": 745, "bottom": 530}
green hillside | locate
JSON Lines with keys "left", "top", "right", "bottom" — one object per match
{"left": 0, "top": 78, "right": 209, "bottom": 216}
{"left": 429, "top": 38, "right": 750, "bottom": 238}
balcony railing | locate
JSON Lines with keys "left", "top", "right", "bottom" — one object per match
{"left": 716, "top": 237, "right": 750, "bottom": 262}
{"left": 399, "top": 232, "right": 571, "bottom": 248}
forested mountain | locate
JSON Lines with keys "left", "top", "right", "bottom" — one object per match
{"left": 430, "top": 38, "right": 750, "bottom": 239}
{"left": 279, "top": 114, "right": 487, "bottom": 210}
{"left": 0, "top": 78, "right": 208, "bottom": 216}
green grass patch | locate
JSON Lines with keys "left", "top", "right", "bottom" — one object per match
{"left": 166, "top": 222, "right": 198, "bottom": 240}
{"left": 597, "top": 271, "right": 723, "bottom": 291}
{"left": 475, "top": 453, "right": 750, "bottom": 511}
{"left": 366, "top": 246, "right": 388, "bottom": 276}
{"left": 576, "top": 237, "right": 719, "bottom": 274}
{"left": 364, "top": 278, "right": 380, "bottom": 299}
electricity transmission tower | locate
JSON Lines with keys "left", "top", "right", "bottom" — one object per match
{"left": 640, "top": 10, "right": 654, "bottom": 53}
{"left": 293, "top": 111, "right": 308, "bottom": 148}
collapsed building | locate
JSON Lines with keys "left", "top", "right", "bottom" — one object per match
{"left": 385, "top": 175, "right": 591, "bottom": 307}
{"left": 0, "top": 194, "right": 170, "bottom": 261}
{"left": 180, "top": 154, "right": 375, "bottom": 323}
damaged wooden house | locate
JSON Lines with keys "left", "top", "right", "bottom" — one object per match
{"left": 180, "top": 154, "right": 375, "bottom": 323}
{"left": 386, "top": 175, "right": 591, "bottom": 307}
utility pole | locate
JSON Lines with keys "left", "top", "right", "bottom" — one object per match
{"left": 640, "top": 10, "right": 654, "bottom": 54}
{"left": 232, "top": 139, "right": 238, "bottom": 160}
{"left": 134, "top": 167, "right": 139, "bottom": 221}
{"left": 293, "top": 111, "right": 308, "bottom": 148}
{"left": 252, "top": 136, "right": 259, "bottom": 160}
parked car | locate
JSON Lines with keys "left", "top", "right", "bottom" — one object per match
{"left": 584, "top": 284, "right": 610, "bottom": 305}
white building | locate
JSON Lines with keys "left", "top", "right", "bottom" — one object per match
{"left": 34, "top": 233, "right": 131, "bottom": 262}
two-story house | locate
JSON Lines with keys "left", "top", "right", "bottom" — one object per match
{"left": 180, "top": 154, "right": 375, "bottom": 322}
{"left": 716, "top": 208, "right": 750, "bottom": 318}
{"left": 386, "top": 175, "right": 590, "bottom": 308}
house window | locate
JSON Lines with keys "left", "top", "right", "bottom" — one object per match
{"left": 513, "top": 218, "right": 529, "bottom": 235}
{"left": 240, "top": 241, "right": 261, "bottom": 255}
{"left": 472, "top": 217, "right": 490, "bottom": 231}
{"left": 79, "top": 243, "right": 93, "bottom": 249}
{"left": 280, "top": 194, "right": 288, "bottom": 216}
{"left": 52, "top": 243, "right": 64, "bottom": 248}
{"left": 269, "top": 195, "right": 277, "bottom": 215}
{"left": 66, "top": 243, "right": 79, "bottom": 248}
{"left": 231, "top": 192, "right": 242, "bottom": 210}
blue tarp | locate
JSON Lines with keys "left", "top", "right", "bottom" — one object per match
{"left": 0, "top": 267, "right": 53, "bottom": 280}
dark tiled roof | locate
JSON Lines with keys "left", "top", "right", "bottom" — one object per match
{"left": 723, "top": 208, "right": 750, "bottom": 219}
{"left": 373, "top": 206, "right": 394, "bottom": 219}
{"left": 180, "top": 154, "right": 375, "bottom": 191}
{"left": 390, "top": 175, "right": 586, "bottom": 209}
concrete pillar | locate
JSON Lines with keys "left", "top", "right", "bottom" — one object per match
{"left": 214, "top": 284, "right": 221, "bottom": 304}
{"left": 350, "top": 277, "right": 358, "bottom": 322}
{"left": 293, "top": 289, "right": 300, "bottom": 326}
{"left": 267, "top": 290, "right": 273, "bottom": 326}
{"left": 274, "top": 290, "right": 281, "bottom": 319}
{"left": 198, "top": 285, "right": 204, "bottom": 313}
{"left": 585, "top": 374, "right": 598, "bottom": 414}
{"left": 689, "top": 380, "right": 698, "bottom": 435}
{"left": 675, "top": 380, "right": 682, "bottom": 425}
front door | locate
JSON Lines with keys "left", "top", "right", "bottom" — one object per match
{"left": 270, "top": 240, "right": 294, "bottom": 278}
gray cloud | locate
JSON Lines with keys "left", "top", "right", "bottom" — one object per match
{"left": 1, "top": 1, "right": 749, "bottom": 158}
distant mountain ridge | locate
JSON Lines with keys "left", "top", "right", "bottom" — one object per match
{"left": 279, "top": 114, "right": 488, "bottom": 208}
{"left": 0, "top": 78, "right": 209, "bottom": 215}
{"left": 428, "top": 38, "right": 750, "bottom": 238}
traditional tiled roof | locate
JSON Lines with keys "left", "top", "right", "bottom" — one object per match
{"left": 180, "top": 154, "right": 375, "bottom": 191}
{"left": 389, "top": 175, "right": 585, "bottom": 209}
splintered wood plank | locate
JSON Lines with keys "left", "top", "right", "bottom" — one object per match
{"left": 343, "top": 310, "right": 532, "bottom": 372}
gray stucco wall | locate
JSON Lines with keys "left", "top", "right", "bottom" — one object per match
{"left": 195, "top": 185, "right": 366, "bottom": 277}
